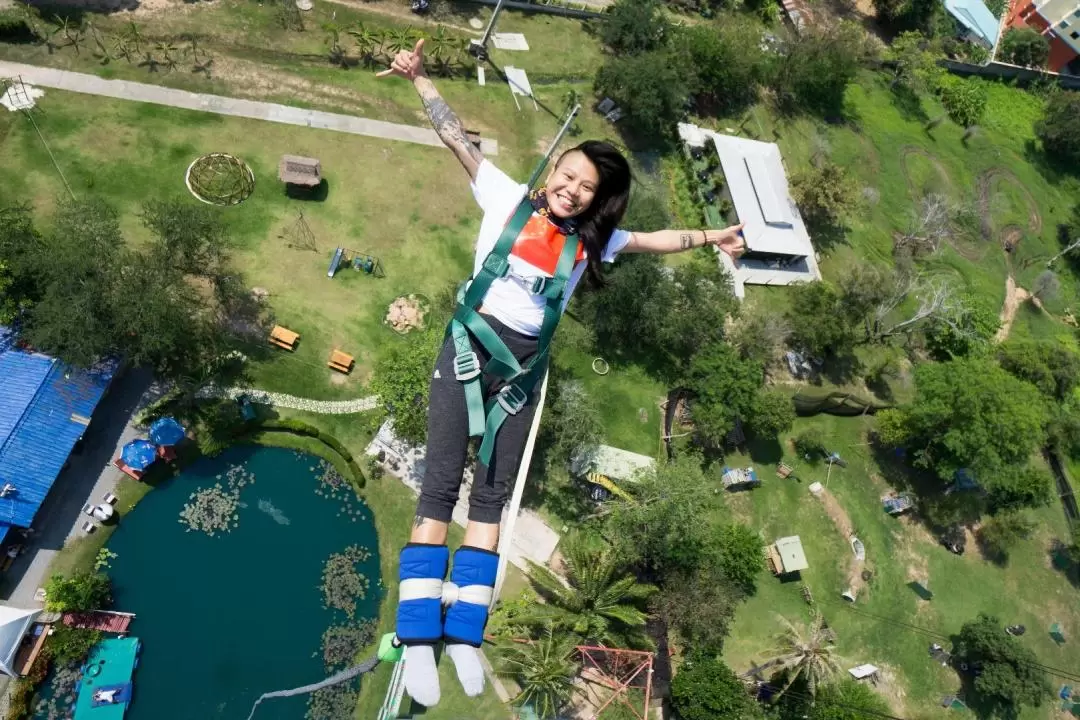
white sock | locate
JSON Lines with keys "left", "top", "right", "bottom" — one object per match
{"left": 403, "top": 644, "right": 441, "bottom": 707}
{"left": 446, "top": 643, "right": 486, "bottom": 697}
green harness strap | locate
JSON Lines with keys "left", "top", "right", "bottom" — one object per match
{"left": 448, "top": 196, "right": 579, "bottom": 465}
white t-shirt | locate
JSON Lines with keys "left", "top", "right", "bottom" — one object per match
{"left": 468, "top": 160, "right": 631, "bottom": 336}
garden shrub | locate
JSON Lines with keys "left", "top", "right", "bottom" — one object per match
{"left": 45, "top": 625, "right": 101, "bottom": 666}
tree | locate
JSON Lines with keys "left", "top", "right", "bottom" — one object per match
{"left": 622, "top": 184, "right": 669, "bottom": 232}
{"left": 762, "top": 613, "right": 842, "bottom": 698}
{"left": 44, "top": 572, "right": 111, "bottom": 612}
{"left": 497, "top": 625, "right": 580, "bottom": 720}
{"left": 794, "top": 427, "right": 827, "bottom": 459}
{"left": 877, "top": 358, "right": 1049, "bottom": 481}
{"left": 895, "top": 193, "right": 976, "bottom": 258}
{"left": 984, "top": 464, "right": 1053, "bottom": 513}
{"left": 671, "top": 656, "right": 761, "bottom": 720}
{"left": 866, "top": 274, "right": 967, "bottom": 342}
{"left": 977, "top": 510, "right": 1035, "bottom": 562}
{"left": 888, "top": 31, "right": 944, "bottom": 93}
{"left": 543, "top": 380, "right": 602, "bottom": 465}
{"left": 924, "top": 292, "right": 998, "bottom": 359}
{"left": 681, "top": 19, "right": 773, "bottom": 114}
{"left": 519, "top": 535, "right": 656, "bottom": 649}
{"left": 1036, "top": 91, "right": 1080, "bottom": 168}
{"left": 748, "top": 390, "right": 795, "bottom": 439}
{"left": 369, "top": 330, "right": 438, "bottom": 445}
{"left": 140, "top": 199, "right": 229, "bottom": 278}
{"left": 997, "top": 340, "right": 1080, "bottom": 400}
{"left": 936, "top": 76, "right": 987, "bottom": 128}
{"left": 654, "top": 564, "right": 742, "bottom": 656}
{"left": 807, "top": 679, "right": 891, "bottom": 720}
{"left": 600, "top": 0, "right": 668, "bottom": 54}
{"left": 606, "top": 452, "right": 718, "bottom": 580}
{"left": 785, "top": 282, "right": 857, "bottom": 359}
{"left": 595, "top": 50, "right": 690, "bottom": 143}
{"left": 660, "top": 257, "right": 738, "bottom": 371}
{"left": 1031, "top": 270, "right": 1059, "bottom": 302}
{"left": 1000, "top": 27, "right": 1050, "bottom": 68}
{"left": 686, "top": 342, "right": 764, "bottom": 442}
{"left": 714, "top": 522, "right": 764, "bottom": 595}
{"left": 953, "top": 613, "right": 1048, "bottom": 717}
{"left": 730, "top": 308, "right": 791, "bottom": 367}
{"left": 837, "top": 262, "right": 894, "bottom": 340}
{"left": 790, "top": 160, "right": 859, "bottom": 231}
{"left": 774, "top": 22, "right": 869, "bottom": 118}
{"left": 0, "top": 260, "right": 29, "bottom": 325}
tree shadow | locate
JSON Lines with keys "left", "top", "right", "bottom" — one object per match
{"left": 1023, "top": 138, "right": 1079, "bottom": 184}
{"left": 889, "top": 83, "right": 930, "bottom": 125}
{"left": 1048, "top": 539, "right": 1080, "bottom": 589}
{"left": 285, "top": 179, "right": 329, "bottom": 202}
{"left": 747, "top": 436, "right": 783, "bottom": 465}
{"left": 818, "top": 351, "right": 863, "bottom": 386}
{"left": 974, "top": 533, "right": 1009, "bottom": 567}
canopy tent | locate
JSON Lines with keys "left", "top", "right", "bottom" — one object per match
{"left": 0, "top": 605, "right": 40, "bottom": 676}
{"left": 570, "top": 445, "right": 655, "bottom": 482}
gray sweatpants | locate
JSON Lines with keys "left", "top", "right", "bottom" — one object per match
{"left": 416, "top": 314, "right": 541, "bottom": 524}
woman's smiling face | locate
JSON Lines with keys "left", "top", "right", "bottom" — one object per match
{"left": 545, "top": 151, "right": 601, "bottom": 219}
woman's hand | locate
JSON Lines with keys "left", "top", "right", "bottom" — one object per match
{"left": 709, "top": 223, "right": 746, "bottom": 260}
{"left": 376, "top": 38, "right": 427, "bottom": 81}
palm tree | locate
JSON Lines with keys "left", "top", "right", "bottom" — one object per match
{"left": 112, "top": 36, "right": 135, "bottom": 63}
{"left": 497, "top": 626, "right": 580, "bottom": 720}
{"left": 87, "top": 22, "right": 112, "bottom": 64}
{"left": 518, "top": 535, "right": 656, "bottom": 649}
{"left": 426, "top": 26, "right": 454, "bottom": 77}
{"left": 760, "top": 613, "right": 842, "bottom": 699}
{"left": 52, "top": 16, "right": 85, "bottom": 55}
{"left": 121, "top": 21, "right": 144, "bottom": 55}
{"left": 157, "top": 41, "right": 180, "bottom": 71}
{"left": 322, "top": 22, "right": 347, "bottom": 68}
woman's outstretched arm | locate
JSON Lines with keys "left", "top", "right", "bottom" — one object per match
{"left": 625, "top": 223, "right": 747, "bottom": 259}
{"left": 378, "top": 39, "right": 483, "bottom": 180}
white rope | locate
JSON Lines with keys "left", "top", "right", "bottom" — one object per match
{"left": 491, "top": 371, "right": 549, "bottom": 607}
{"left": 244, "top": 654, "right": 379, "bottom": 720}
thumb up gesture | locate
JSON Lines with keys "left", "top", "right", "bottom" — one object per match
{"left": 376, "top": 38, "right": 427, "bottom": 81}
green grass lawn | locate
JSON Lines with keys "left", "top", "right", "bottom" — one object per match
{"left": 718, "top": 414, "right": 1080, "bottom": 719}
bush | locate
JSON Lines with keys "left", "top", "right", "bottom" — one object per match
{"left": 600, "top": 0, "right": 669, "bottom": 54}
{"left": 1000, "top": 27, "right": 1050, "bottom": 68}
{"left": 985, "top": 464, "right": 1053, "bottom": 513}
{"left": 595, "top": 50, "right": 690, "bottom": 144}
{"left": 774, "top": 22, "right": 869, "bottom": 118}
{"left": 790, "top": 160, "right": 859, "bottom": 230}
{"left": 1035, "top": 91, "right": 1080, "bottom": 169}
{"left": 670, "top": 656, "right": 762, "bottom": 720}
{"left": 977, "top": 511, "right": 1035, "bottom": 561}
{"left": 681, "top": 19, "right": 774, "bottom": 114}
{"left": 936, "top": 76, "right": 988, "bottom": 128}
{"left": 45, "top": 625, "right": 101, "bottom": 666}
{"left": 44, "top": 572, "right": 111, "bottom": 613}
{"left": 794, "top": 427, "right": 827, "bottom": 459}
{"left": 747, "top": 390, "right": 795, "bottom": 439}
{"left": 6, "top": 679, "right": 34, "bottom": 720}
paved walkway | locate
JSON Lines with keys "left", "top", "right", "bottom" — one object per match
{"left": 197, "top": 385, "right": 380, "bottom": 414}
{"left": 0, "top": 61, "right": 498, "bottom": 153}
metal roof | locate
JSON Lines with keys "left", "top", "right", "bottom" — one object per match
{"left": 944, "top": 0, "right": 1001, "bottom": 46}
{"left": 0, "top": 335, "right": 116, "bottom": 531}
{"left": 774, "top": 535, "right": 809, "bottom": 572}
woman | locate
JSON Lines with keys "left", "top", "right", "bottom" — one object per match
{"left": 378, "top": 40, "right": 747, "bottom": 706}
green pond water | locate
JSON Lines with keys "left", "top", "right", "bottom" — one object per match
{"left": 102, "top": 445, "right": 382, "bottom": 720}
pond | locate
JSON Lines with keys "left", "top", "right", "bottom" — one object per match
{"left": 93, "top": 445, "right": 381, "bottom": 720}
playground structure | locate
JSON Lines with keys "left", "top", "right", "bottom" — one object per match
{"left": 269, "top": 325, "right": 299, "bottom": 351}
{"left": 185, "top": 153, "right": 255, "bottom": 206}
{"left": 327, "top": 247, "right": 383, "bottom": 278}
{"left": 279, "top": 212, "right": 318, "bottom": 252}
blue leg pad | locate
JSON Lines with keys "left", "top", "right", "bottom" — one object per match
{"left": 396, "top": 543, "right": 448, "bottom": 644}
{"left": 443, "top": 546, "right": 499, "bottom": 647}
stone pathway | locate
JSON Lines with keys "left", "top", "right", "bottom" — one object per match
{"left": 197, "top": 385, "right": 380, "bottom": 414}
{"left": 0, "top": 61, "right": 496, "bottom": 154}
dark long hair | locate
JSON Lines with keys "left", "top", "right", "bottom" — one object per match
{"left": 556, "top": 141, "right": 631, "bottom": 286}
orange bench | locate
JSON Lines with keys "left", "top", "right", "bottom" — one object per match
{"left": 328, "top": 350, "right": 354, "bottom": 374}
{"left": 269, "top": 325, "right": 299, "bottom": 351}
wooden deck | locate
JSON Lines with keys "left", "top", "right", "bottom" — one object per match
{"left": 62, "top": 610, "right": 135, "bottom": 633}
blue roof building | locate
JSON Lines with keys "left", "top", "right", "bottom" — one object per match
{"left": 943, "top": 0, "right": 1003, "bottom": 47}
{"left": 0, "top": 328, "right": 117, "bottom": 543}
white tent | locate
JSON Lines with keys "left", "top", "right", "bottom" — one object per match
{"left": 0, "top": 605, "right": 40, "bottom": 676}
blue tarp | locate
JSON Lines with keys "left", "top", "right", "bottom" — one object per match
{"left": 0, "top": 332, "right": 117, "bottom": 531}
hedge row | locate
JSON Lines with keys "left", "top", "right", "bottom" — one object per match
{"left": 256, "top": 418, "right": 365, "bottom": 487}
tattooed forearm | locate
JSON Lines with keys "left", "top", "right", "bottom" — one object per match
{"left": 680, "top": 233, "right": 694, "bottom": 250}
{"left": 416, "top": 77, "right": 483, "bottom": 168}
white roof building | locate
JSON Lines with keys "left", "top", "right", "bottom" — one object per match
{"left": 570, "top": 445, "right": 656, "bottom": 482}
{"left": 0, "top": 605, "right": 40, "bottom": 676}
{"left": 774, "top": 535, "right": 810, "bottom": 573}
{"left": 678, "top": 123, "right": 821, "bottom": 299}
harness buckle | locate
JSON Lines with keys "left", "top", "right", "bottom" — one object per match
{"left": 529, "top": 277, "right": 548, "bottom": 295}
{"left": 497, "top": 384, "right": 529, "bottom": 415}
{"left": 481, "top": 253, "right": 510, "bottom": 278}
{"left": 454, "top": 351, "right": 482, "bottom": 382}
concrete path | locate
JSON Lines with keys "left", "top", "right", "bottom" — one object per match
{"left": 197, "top": 385, "right": 380, "bottom": 414}
{"left": 365, "top": 420, "right": 561, "bottom": 572}
{"left": 0, "top": 61, "right": 497, "bottom": 154}
{"left": 0, "top": 367, "right": 156, "bottom": 608}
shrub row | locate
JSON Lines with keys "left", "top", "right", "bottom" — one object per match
{"left": 256, "top": 418, "right": 365, "bottom": 487}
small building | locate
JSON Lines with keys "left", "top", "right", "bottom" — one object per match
{"left": 0, "top": 328, "right": 117, "bottom": 544}
{"left": 0, "top": 605, "right": 43, "bottom": 676}
{"left": 278, "top": 155, "right": 322, "bottom": 188}
{"left": 848, "top": 663, "right": 880, "bottom": 681}
{"left": 769, "top": 535, "right": 809, "bottom": 575}
{"left": 677, "top": 123, "right": 821, "bottom": 300}
{"left": 1006, "top": 0, "right": 1080, "bottom": 73}
{"left": 944, "top": 0, "right": 1001, "bottom": 48}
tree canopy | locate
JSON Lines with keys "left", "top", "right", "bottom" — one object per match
{"left": 44, "top": 572, "right": 112, "bottom": 613}
{"left": 680, "top": 19, "right": 774, "bottom": 114}
{"left": 953, "top": 613, "right": 1049, "bottom": 718}
{"left": 686, "top": 342, "right": 764, "bottom": 443}
{"left": 790, "top": 160, "right": 859, "bottom": 231}
{"left": 654, "top": 564, "right": 743, "bottom": 657}
{"left": 600, "top": 0, "right": 669, "bottom": 55}
{"left": 807, "top": 679, "right": 892, "bottom": 720}
{"left": 747, "top": 389, "right": 796, "bottom": 439}
{"left": 774, "top": 22, "right": 869, "bottom": 118}
{"left": 1035, "top": 91, "right": 1080, "bottom": 168}
{"left": 1000, "top": 27, "right": 1050, "bottom": 68}
{"left": 670, "top": 656, "right": 762, "bottom": 720}
{"left": 876, "top": 358, "right": 1048, "bottom": 482}
{"left": 936, "top": 76, "right": 988, "bottom": 128}
{"left": 997, "top": 340, "right": 1080, "bottom": 401}
{"left": 785, "top": 281, "right": 858, "bottom": 359}
{"left": 984, "top": 463, "right": 1054, "bottom": 513}
{"left": 594, "top": 50, "right": 689, "bottom": 144}
{"left": 370, "top": 330, "right": 438, "bottom": 445}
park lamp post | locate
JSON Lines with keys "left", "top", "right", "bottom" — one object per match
{"left": 469, "top": 0, "right": 506, "bottom": 62}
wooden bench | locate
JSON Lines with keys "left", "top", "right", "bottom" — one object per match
{"left": 328, "top": 349, "right": 354, "bottom": 374}
{"left": 269, "top": 325, "right": 299, "bottom": 351}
